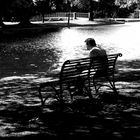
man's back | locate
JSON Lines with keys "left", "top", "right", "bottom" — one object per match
{"left": 90, "top": 47, "right": 108, "bottom": 77}
{"left": 85, "top": 38, "right": 108, "bottom": 76}
{"left": 90, "top": 46, "right": 107, "bottom": 58}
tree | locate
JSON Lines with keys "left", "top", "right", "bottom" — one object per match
{"left": 0, "top": 0, "right": 13, "bottom": 26}
{"left": 11, "top": 0, "right": 35, "bottom": 25}
{"left": 98, "top": 0, "right": 117, "bottom": 18}
{"left": 34, "top": 0, "right": 50, "bottom": 23}
{"left": 73, "top": 0, "right": 118, "bottom": 18}
{"left": 34, "top": 0, "right": 66, "bottom": 22}
{"left": 52, "top": 0, "right": 64, "bottom": 11}
{"left": 0, "top": 0, "right": 5, "bottom": 26}
{"left": 89, "top": 0, "right": 95, "bottom": 21}
{"left": 117, "top": 2, "right": 138, "bottom": 17}
{"left": 72, "top": 0, "right": 99, "bottom": 20}
{"left": 72, "top": 0, "right": 89, "bottom": 12}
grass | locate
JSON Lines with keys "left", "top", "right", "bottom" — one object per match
{"left": 0, "top": 64, "right": 140, "bottom": 139}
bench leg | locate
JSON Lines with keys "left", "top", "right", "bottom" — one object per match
{"left": 92, "top": 76, "right": 118, "bottom": 94}
{"left": 105, "top": 75, "right": 118, "bottom": 94}
{"left": 38, "top": 85, "right": 45, "bottom": 107}
{"left": 67, "top": 81, "right": 93, "bottom": 101}
{"left": 93, "top": 79, "right": 100, "bottom": 94}
{"left": 38, "top": 83, "right": 64, "bottom": 107}
{"left": 83, "top": 82, "right": 93, "bottom": 99}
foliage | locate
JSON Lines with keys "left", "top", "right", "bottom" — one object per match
{"left": 34, "top": 0, "right": 64, "bottom": 12}
{"left": 34, "top": 0, "right": 65, "bottom": 22}
{"left": 72, "top": 0, "right": 139, "bottom": 18}
{"left": 0, "top": 0, "right": 35, "bottom": 26}
{"left": 34, "top": 0, "right": 50, "bottom": 22}
{"left": 72, "top": 0, "right": 90, "bottom": 12}
{"left": 96, "top": 0, "right": 117, "bottom": 17}
{"left": 70, "top": 0, "right": 117, "bottom": 17}
{"left": 52, "top": 0, "right": 65, "bottom": 11}
{"left": 0, "top": 0, "right": 13, "bottom": 26}
{"left": 10, "top": 0, "right": 35, "bottom": 25}
{"left": 0, "top": 0, "right": 139, "bottom": 26}
{"left": 117, "top": 2, "right": 138, "bottom": 18}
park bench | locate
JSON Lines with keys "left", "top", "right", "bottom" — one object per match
{"left": 38, "top": 53, "right": 122, "bottom": 106}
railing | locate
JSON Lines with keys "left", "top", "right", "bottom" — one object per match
{"left": 75, "top": 12, "right": 89, "bottom": 18}
{"left": 31, "top": 12, "right": 89, "bottom": 21}
{"left": 45, "top": 12, "right": 73, "bottom": 20}
{"left": 46, "top": 12, "right": 68, "bottom": 18}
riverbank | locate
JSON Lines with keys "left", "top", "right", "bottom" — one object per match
{"left": 0, "top": 18, "right": 126, "bottom": 38}
{"left": 1, "top": 17, "right": 140, "bottom": 38}
{"left": 2, "top": 17, "right": 140, "bottom": 29}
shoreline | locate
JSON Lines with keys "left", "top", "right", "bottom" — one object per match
{"left": 0, "top": 18, "right": 126, "bottom": 37}
{"left": 2, "top": 17, "right": 140, "bottom": 38}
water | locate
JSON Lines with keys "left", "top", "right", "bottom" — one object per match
{"left": 0, "top": 22, "right": 140, "bottom": 79}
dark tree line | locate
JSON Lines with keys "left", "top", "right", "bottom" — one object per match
{"left": 0, "top": 0, "right": 138, "bottom": 27}
{"left": 34, "top": 0, "right": 64, "bottom": 23}
{"left": 0, "top": 0, "right": 34, "bottom": 26}
{"left": 0, "top": 0, "right": 65, "bottom": 26}
{"left": 68, "top": 0, "right": 138, "bottom": 20}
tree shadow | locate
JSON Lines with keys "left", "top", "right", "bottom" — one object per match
{"left": 116, "top": 60, "right": 140, "bottom": 82}
{"left": 1, "top": 59, "right": 140, "bottom": 139}
{"left": 0, "top": 95, "right": 140, "bottom": 140}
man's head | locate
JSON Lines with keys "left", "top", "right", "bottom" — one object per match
{"left": 85, "top": 38, "right": 96, "bottom": 50}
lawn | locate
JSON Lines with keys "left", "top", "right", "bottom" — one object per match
{"left": 0, "top": 60, "right": 140, "bottom": 139}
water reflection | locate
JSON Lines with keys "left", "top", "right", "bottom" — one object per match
{"left": 59, "top": 28, "right": 88, "bottom": 62}
{"left": 59, "top": 23, "right": 140, "bottom": 61}
{"left": 1, "top": 22, "right": 140, "bottom": 78}
{"left": 0, "top": 33, "right": 61, "bottom": 78}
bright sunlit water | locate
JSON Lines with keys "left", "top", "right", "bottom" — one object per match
{"left": 1, "top": 22, "right": 140, "bottom": 79}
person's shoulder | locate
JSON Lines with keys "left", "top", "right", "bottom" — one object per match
{"left": 90, "top": 46, "right": 107, "bottom": 56}
{"left": 90, "top": 48, "right": 100, "bottom": 57}
{"left": 97, "top": 45, "right": 107, "bottom": 53}
{"left": 92, "top": 46, "right": 105, "bottom": 53}
{"left": 90, "top": 47, "right": 100, "bottom": 53}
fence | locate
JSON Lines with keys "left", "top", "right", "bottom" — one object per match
{"left": 75, "top": 12, "right": 89, "bottom": 18}
{"left": 45, "top": 12, "right": 89, "bottom": 19}
{"left": 31, "top": 12, "right": 89, "bottom": 22}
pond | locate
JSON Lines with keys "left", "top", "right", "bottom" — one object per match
{"left": 0, "top": 22, "right": 140, "bottom": 79}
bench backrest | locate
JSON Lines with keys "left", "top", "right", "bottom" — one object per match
{"left": 59, "top": 53, "right": 122, "bottom": 83}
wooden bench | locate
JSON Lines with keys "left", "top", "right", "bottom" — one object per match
{"left": 38, "top": 53, "right": 122, "bottom": 106}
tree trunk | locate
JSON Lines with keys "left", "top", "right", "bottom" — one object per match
{"left": 42, "top": 13, "right": 45, "bottom": 23}
{"left": 0, "top": 16, "right": 5, "bottom": 27}
{"left": 19, "top": 17, "right": 31, "bottom": 26}
{"left": 89, "top": 0, "right": 94, "bottom": 21}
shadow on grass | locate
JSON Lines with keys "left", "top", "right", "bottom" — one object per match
{"left": 0, "top": 95, "right": 140, "bottom": 140}
{"left": 116, "top": 60, "right": 140, "bottom": 82}
{"left": 1, "top": 59, "right": 140, "bottom": 139}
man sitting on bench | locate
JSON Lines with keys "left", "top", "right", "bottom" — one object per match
{"left": 73, "top": 38, "right": 108, "bottom": 96}
{"left": 85, "top": 38, "right": 108, "bottom": 77}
